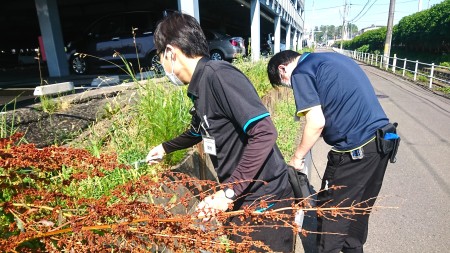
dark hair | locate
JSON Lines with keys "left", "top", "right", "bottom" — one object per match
{"left": 267, "top": 50, "right": 301, "bottom": 87}
{"left": 154, "top": 12, "right": 209, "bottom": 58}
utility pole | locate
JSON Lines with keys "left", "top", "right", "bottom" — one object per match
{"left": 383, "top": 0, "right": 395, "bottom": 68}
{"left": 312, "top": 0, "right": 315, "bottom": 48}
{"left": 340, "top": 0, "right": 348, "bottom": 50}
{"left": 418, "top": 0, "right": 423, "bottom": 11}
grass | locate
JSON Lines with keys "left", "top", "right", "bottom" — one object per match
{"left": 81, "top": 78, "right": 191, "bottom": 167}
{"left": 271, "top": 89, "right": 299, "bottom": 159}
{"left": 436, "top": 86, "right": 450, "bottom": 94}
{"left": 234, "top": 59, "right": 301, "bottom": 161}
{"left": 1, "top": 103, "right": 16, "bottom": 139}
{"left": 234, "top": 58, "right": 273, "bottom": 97}
{"left": 391, "top": 47, "right": 450, "bottom": 67}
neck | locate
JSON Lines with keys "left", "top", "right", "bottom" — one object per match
{"left": 178, "top": 55, "right": 203, "bottom": 83}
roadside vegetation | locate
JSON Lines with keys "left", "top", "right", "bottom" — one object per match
{"left": 339, "top": 0, "right": 449, "bottom": 66}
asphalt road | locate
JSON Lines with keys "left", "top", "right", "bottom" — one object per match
{"left": 298, "top": 52, "right": 450, "bottom": 252}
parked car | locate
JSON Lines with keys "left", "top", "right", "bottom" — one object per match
{"left": 203, "top": 30, "right": 246, "bottom": 61}
{"left": 263, "top": 33, "right": 286, "bottom": 55}
{"left": 66, "top": 11, "right": 163, "bottom": 75}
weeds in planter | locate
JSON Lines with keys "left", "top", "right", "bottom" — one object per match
{"left": 234, "top": 61, "right": 299, "bottom": 159}
{"left": 80, "top": 79, "right": 191, "bottom": 166}
{"left": 1, "top": 101, "right": 18, "bottom": 139}
{"left": 0, "top": 133, "right": 393, "bottom": 252}
{"left": 37, "top": 95, "right": 60, "bottom": 114}
{"left": 234, "top": 59, "right": 272, "bottom": 98}
{"left": 271, "top": 88, "right": 298, "bottom": 159}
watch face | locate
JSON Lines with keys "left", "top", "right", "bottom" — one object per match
{"left": 225, "top": 188, "right": 235, "bottom": 199}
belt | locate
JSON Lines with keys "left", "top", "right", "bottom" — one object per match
{"left": 331, "top": 137, "right": 379, "bottom": 160}
{"left": 331, "top": 136, "right": 376, "bottom": 153}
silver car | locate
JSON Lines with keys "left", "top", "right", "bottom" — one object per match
{"left": 203, "top": 30, "right": 246, "bottom": 61}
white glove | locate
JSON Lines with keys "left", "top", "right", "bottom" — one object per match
{"left": 196, "top": 190, "right": 233, "bottom": 221}
{"left": 145, "top": 144, "right": 165, "bottom": 164}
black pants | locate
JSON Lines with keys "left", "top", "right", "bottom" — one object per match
{"left": 228, "top": 186, "right": 295, "bottom": 252}
{"left": 317, "top": 140, "right": 390, "bottom": 253}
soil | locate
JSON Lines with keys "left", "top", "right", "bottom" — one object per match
{"left": 2, "top": 84, "right": 138, "bottom": 147}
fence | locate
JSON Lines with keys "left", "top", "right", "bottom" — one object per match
{"left": 335, "top": 49, "right": 450, "bottom": 90}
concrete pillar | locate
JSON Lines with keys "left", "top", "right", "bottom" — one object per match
{"left": 35, "top": 0, "right": 69, "bottom": 77}
{"left": 274, "top": 15, "right": 281, "bottom": 54}
{"left": 178, "top": 0, "right": 200, "bottom": 22}
{"left": 292, "top": 30, "right": 297, "bottom": 51}
{"left": 286, "top": 24, "right": 291, "bottom": 50}
{"left": 299, "top": 32, "right": 303, "bottom": 50}
{"left": 250, "top": 0, "right": 261, "bottom": 62}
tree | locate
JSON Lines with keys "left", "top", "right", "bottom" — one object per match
{"left": 394, "top": 0, "right": 450, "bottom": 52}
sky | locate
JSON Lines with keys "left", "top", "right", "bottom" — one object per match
{"left": 303, "top": 0, "right": 446, "bottom": 30}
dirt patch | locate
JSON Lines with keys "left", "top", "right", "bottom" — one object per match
{"left": 2, "top": 84, "right": 139, "bottom": 147}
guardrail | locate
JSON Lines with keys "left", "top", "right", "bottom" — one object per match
{"left": 334, "top": 48, "right": 450, "bottom": 90}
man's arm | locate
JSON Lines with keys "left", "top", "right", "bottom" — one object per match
{"left": 225, "top": 116, "right": 278, "bottom": 196}
{"left": 290, "top": 105, "right": 325, "bottom": 170}
{"left": 146, "top": 112, "right": 202, "bottom": 162}
{"left": 196, "top": 117, "right": 277, "bottom": 219}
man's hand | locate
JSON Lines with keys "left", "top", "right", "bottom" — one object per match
{"left": 289, "top": 155, "right": 305, "bottom": 172}
{"left": 146, "top": 144, "right": 165, "bottom": 164}
{"left": 196, "top": 190, "right": 233, "bottom": 221}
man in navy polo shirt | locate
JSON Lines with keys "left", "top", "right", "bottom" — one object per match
{"left": 145, "top": 12, "right": 294, "bottom": 252}
{"left": 267, "top": 50, "right": 394, "bottom": 253}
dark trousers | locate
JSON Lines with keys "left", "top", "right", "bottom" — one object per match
{"left": 317, "top": 140, "right": 390, "bottom": 253}
{"left": 228, "top": 186, "right": 295, "bottom": 252}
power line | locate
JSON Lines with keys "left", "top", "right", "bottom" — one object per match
{"left": 305, "top": 5, "right": 344, "bottom": 11}
{"left": 349, "top": 0, "right": 372, "bottom": 22}
{"left": 351, "top": 0, "right": 379, "bottom": 23}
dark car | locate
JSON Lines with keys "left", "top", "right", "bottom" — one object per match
{"left": 66, "top": 11, "right": 163, "bottom": 75}
{"left": 203, "top": 30, "right": 246, "bottom": 61}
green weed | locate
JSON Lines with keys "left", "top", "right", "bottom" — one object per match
{"left": 1, "top": 103, "right": 16, "bottom": 139}
{"left": 234, "top": 59, "right": 272, "bottom": 97}
{"left": 271, "top": 89, "right": 299, "bottom": 160}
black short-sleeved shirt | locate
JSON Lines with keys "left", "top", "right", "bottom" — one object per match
{"left": 187, "top": 57, "right": 289, "bottom": 201}
{"left": 292, "top": 52, "right": 389, "bottom": 150}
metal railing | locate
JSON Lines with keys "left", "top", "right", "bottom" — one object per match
{"left": 334, "top": 48, "right": 450, "bottom": 89}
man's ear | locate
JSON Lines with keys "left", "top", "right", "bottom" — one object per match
{"left": 278, "top": 64, "right": 286, "bottom": 74}
{"left": 165, "top": 45, "right": 176, "bottom": 60}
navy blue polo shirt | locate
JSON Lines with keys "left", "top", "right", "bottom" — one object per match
{"left": 291, "top": 52, "right": 389, "bottom": 150}
{"left": 187, "top": 57, "right": 289, "bottom": 201}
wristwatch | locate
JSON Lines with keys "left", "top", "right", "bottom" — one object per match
{"left": 224, "top": 187, "right": 235, "bottom": 200}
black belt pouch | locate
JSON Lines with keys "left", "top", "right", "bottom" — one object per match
{"left": 376, "top": 122, "right": 400, "bottom": 163}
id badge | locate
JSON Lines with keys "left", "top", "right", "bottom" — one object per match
{"left": 350, "top": 147, "right": 364, "bottom": 160}
{"left": 202, "top": 135, "right": 216, "bottom": 156}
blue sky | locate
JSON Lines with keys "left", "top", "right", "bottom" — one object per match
{"left": 304, "top": 0, "right": 445, "bottom": 30}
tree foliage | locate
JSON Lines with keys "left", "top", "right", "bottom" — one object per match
{"left": 394, "top": 0, "right": 450, "bottom": 52}
{"left": 341, "top": 0, "right": 449, "bottom": 54}
{"left": 342, "top": 27, "right": 386, "bottom": 52}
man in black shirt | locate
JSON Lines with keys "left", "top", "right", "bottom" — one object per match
{"left": 145, "top": 12, "right": 294, "bottom": 252}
